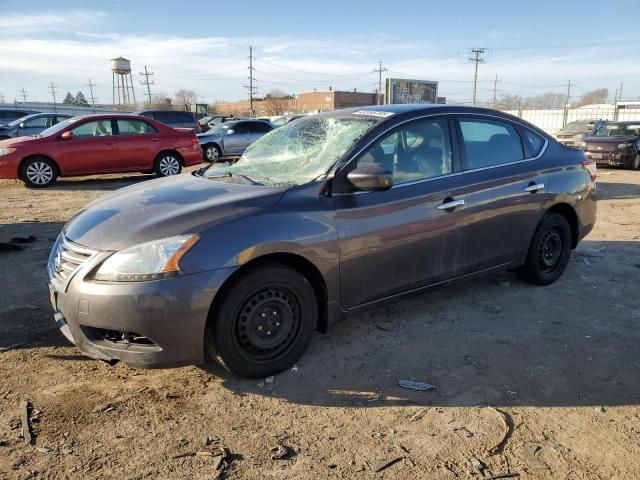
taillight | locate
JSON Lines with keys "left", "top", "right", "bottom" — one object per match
{"left": 582, "top": 159, "right": 597, "bottom": 182}
{"left": 194, "top": 123, "right": 202, "bottom": 133}
{"left": 191, "top": 135, "right": 198, "bottom": 144}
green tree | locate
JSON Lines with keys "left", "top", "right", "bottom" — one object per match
{"left": 75, "top": 91, "right": 89, "bottom": 106}
{"left": 62, "top": 92, "right": 75, "bottom": 105}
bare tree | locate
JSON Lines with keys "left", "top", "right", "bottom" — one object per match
{"left": 148, "top": 92, "right": 172, "bottom": 108}
{"left": 263, "top": 89, "right": 290, "bottom": 116}
{"left": 174, "top": 89, "right": 198, "bottom": 109}
{"left": 575, "top": 88, "right": 609, "bottom": 107}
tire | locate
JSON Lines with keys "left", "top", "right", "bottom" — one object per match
{"left": 630, "top": 153, "right": 640, "bottom": 170}
{"left": 20, "top": 156, "right": 58, "bottom": 188}
{"left": 517, "top": 212, "right": 572, "bottom": 285}
{"left": 205, "top": 263, "right": 318, "bottom": 378}
{"left": 203, "top": 144, "right": 221, "bottom": 163}
{"left": 154, "top": 152, "right": 182, "bottom": 177}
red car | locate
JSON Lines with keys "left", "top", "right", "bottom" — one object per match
{"left": 0, "top": 114, "right": 203, "bottom": 188}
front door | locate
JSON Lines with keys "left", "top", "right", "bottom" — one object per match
{"left": 335, "top": 116, "right": 469, "bottom": 308}
{"left": 19, "top": 115, "right": 51, "bottom": 137}
{"left": 57, "top": 119, "right": 118, "bottom": 175}
{"left": 455, "top": 116, "right": 550, "bottom": 271}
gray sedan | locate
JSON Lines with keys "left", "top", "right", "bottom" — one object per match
{"left": 197, "top": 119, "right": 273, "bottom": 161}
{"left": 0, "top": 113, "right": 72, "bottom": 139}
{"left": 48, "top": 104, "right": 596, "bottom": 378}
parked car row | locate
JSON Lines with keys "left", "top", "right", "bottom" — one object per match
{"left": 554, "top": 119, "right": 605, "bottom": 148}
{"left": 0, "top": 114, "right": 203, "bottom": 187}
{"left": 581, "top": 120, "right": 640, "bottom": 169}
{"left": 197, "top": 119, "right": 274, "bottom": 161}
{"left": 45, "top": 104, "right": 597, "bottom": 377}
{"left": 0, "top": 113, "right": 72, "bottom": 139}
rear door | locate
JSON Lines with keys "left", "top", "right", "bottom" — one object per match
{"left": 455, "top": 115, "right": 549, "bottom": 272}
{"left": 57, "top": 119, "right": 118, "bottom": 174}
{"left": 115, "top": 119, "right": 161, "bottom": 170}
{"left": 336, "top": 116, "right": 469, "bottom": 308}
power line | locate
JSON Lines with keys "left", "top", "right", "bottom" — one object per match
{"left": 468, "top": 48, "right": 487, "bottom": 107}
{"left": 256, "top": 58, "right": 370, "bottom": 77}
{"left": 48, "top": 83, "right": 58, "bottom": 112}
{"left": 19, "top": 88, "right": 28, "bottom": 104}
{"left": 139, "top": 66, "right": 154, "bottom": 105}
{"left": 373, "top": 61, "right": 388, "bottom": 105}
{"left": 85, "top": 78, "right": 97, "bottom": 112}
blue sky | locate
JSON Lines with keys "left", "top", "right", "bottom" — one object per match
{"left": 1, "top": 0, "right": 640, "bottom": 105}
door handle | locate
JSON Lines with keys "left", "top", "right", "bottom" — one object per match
{"left": 436, "top": 199, "right": 465, "bottom": 211}
{"left": 524, "top": 183, "right": 545, "bottom": 193}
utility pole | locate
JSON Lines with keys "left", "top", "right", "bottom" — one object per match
{"left": 0, "top": 93, "right": 5, "bottom": 103}
{"left": 562, "top": 79, "right": 571, "bottom": 127}
{"left": 244, "top": 46, "right": 257, "bottom": 117}
{"left": 85, "top": 78, "right": 97, "bottom": 112}
{"left": 48, "top": 83, "right": 58, "bottom": 112}
{"left": 618, "top": 82, "right": 624, "bottom": 102}
{"left": 19, "top": 88, "right": 28, "bottom": 104}
{"left": 468, "top": 48, "right": 486, "bottom": 106}
{"left": 372, "top": 61, "right": 388, "bottom": 105}
{"left": 492, "top": 74, "right": 498, "bottom": 108}
{"left": 139, "top": 66, "right": 154, "bottom": 106}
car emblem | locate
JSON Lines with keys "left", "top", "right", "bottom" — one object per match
{"left": 54, "top": 250, "right": 63, "bottom": 273}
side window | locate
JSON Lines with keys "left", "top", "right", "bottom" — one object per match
{"left": 459, "top": 119, "right": 524, "bottom": 170}
{"left": 521, "top": 128, "right": 545, "bottom": 157}
{"left": 24, "top": 117, "right": 49, "bottom": 128}
{"left": 357, "top": 117, "right": 452, "bottom": 184}
{"left": 233, "top": 123, "right": 249, "bottom": 134}
{"left": 72, "top": 120, "right": 113, "bottom": 138}
{"left": 253, "top": 122, "right": 272, "bottom": 133}
{"left": 117, "top": 120, "right": 157, "bottom": 135}
{"left": 53, "top": 116, "right": 69, "bottom": 125}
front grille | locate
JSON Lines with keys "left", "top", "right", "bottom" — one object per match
{"left": 50, "top": 235, "right": 98, "bottom": 283}
{"left": 83, "top": 326, "right": 159, "bottom": 348}
{"left": 586, "top": 143, "right": 617, "bottom": 152}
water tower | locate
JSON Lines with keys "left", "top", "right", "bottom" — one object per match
{"left": 111, "top": 57, "right": 136, "bottom": 108}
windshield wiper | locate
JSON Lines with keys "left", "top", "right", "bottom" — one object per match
{"left": 200, "top": 170, "right": 265, "bottom": 186}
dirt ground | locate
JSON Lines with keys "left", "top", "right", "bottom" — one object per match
{"left": 0, "top": 167, "right": 639, "bottom": 480}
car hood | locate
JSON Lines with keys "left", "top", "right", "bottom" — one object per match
{"left": 584, "top": 135, "right": 637, "bottom": 143}
{"left": 63, "top": 173, "right": 288, "bottom": 251}
{"left": 0, "top": 135, "right": 40, "bottom": 146}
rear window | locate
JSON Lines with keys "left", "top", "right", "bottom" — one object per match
{"left": 140, "top": 111, "right": 194, "bottom": 124}
{"left": 459, "top": 118, "right": 524, "bottom": 170}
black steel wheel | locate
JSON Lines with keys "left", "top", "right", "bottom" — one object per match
{"left": 518, "top": 212, "right": 572, "bottom": 285}
{"left": 630, "top": 153, "right": 640, "bottom": 170}
{"left": 205, "top": 263, "right": 317, "bottom": 378}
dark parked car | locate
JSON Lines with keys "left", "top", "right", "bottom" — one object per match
{"left": 0, "top": 108, "right": 40, "bottom": 124}
{"left": 198, "top": 114, "right": 241, "bottom": 133}
{"left": 555, "top": 119, "right": 604, "bottom": 148}
{"left": 47, "top": 105, "right": 596, "bottom": 377}
{"left": 0, "top": 114, "right": 203, "bottom": 187}
{"left": 197, "top": 119, "right": 274, "bottom": 161}
{"left": 582, "top": 121, "right": 640, "bottom": 169}
{"left": 0, "top": 113, "right": 72, "bottom": 139}
{"left": 134, "top": 110, "right": 201, "bottom": 133}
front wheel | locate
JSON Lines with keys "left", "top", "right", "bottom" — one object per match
{"left": 205, "top": 264, "right": 318, "bottom": 378}
{"left": 154, "top": 153, "right": 182, "bottom": 177}
{"left": 629, "top": 153, "right": 640, "bottom": 170}
{"left": 517, "top": 212, "right": 572, "bottom": 285}
{"left": 20, "top": 157, "right": 58, "bottom": 188}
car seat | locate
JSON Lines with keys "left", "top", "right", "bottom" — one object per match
{"left": 487, "top": 133, "right": 521, "bottom": 166}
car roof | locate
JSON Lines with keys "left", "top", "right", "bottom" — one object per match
{"left": 133, "top": 110, "right": 194, "bottom": 115}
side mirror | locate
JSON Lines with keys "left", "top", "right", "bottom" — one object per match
{"left": 347, "top": 164, "right": 393, "bottom": 192}
{"left": 60, "top": 131, "right": 74, "bottom": 140}
{"left": 225, "top": 129, "right": 235, "bottom": 135}
{"left": 19, "top": 122, "right": 25, "bottom": 129}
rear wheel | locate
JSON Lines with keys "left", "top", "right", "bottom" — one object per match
{"left": 20, "top": 156, "right": 58, "bottom": 188}
{"left": 154, "top": 152, "right": 182, "bottom": 177}
{"left": 205, "top": 264, "right": 317, "bottom": 378}
{"left": 204, "top": 144, "right": 221, "bottom": 162}
{"left": 517, "top": 212, "right": 572, "bottom": 285}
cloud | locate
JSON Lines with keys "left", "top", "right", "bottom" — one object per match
{"left": 0, "top": 10, "right": 106, "bottom": 33}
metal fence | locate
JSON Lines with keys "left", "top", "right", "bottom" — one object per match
{"left": 501, "top": 103, "right": 640, "bottom": 134}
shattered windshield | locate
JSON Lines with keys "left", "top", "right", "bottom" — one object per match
{"left": 203, "top": 116, "right": 377, "bottom": 186}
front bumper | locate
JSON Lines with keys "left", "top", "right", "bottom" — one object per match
{"left": 48, "top": 237, "right": 236, "bottom": 368}
{"left": 584, "top": 150, "right": 634, "bottom": 167}
{"left": 0, "top": 157, "right": 19, "bottom": 179}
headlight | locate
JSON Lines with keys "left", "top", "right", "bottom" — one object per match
{"left": 94, "top": 234, "right": 199, "bottom": 282}
{"left": 580, "top": 142, "right": 587, "bottom": 150}
{"left": 617, "top": 142, "right": 633, "bottom": 149}
{"left": 0, "top": 148, "right": 16, "bottom": 156}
